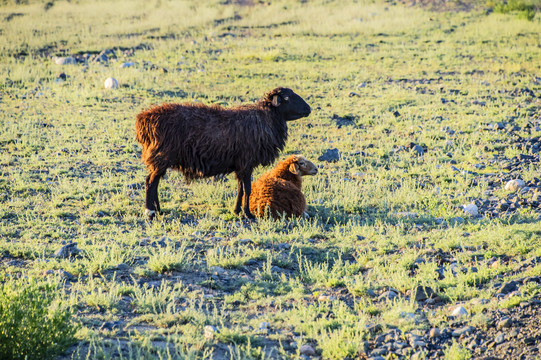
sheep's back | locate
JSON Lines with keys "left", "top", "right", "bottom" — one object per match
{"left": 136, "top": 103, "right": 287, "bottom": 179}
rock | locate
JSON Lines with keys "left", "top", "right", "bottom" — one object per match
{"left": 277, "top": 243, "right": 290, "bottom": 250}
{"left": 499, "top": 281, "right": 518, "bottom": 295}
{"left": 54, "top": 56, "right": 76, "bottom": 65}
{"left": 414, "top": 286, "right": 435, "bottom": 302}
{"left": 379, "top": 290, "right": 399, "bottom": 301}
{"left": 451, "top": 306, "right": 468, "bottom": 317}
{"left": 429, "top": 328, "right": 441, "bottom": 338}
{"left": 410, "top": 144, "right": 424, "bottom": 156}
{"left": 238, "top": 238, "right": 252, "bottom": 245}
{"left": 370, "top": 348, "right": 387, "bottom": 356}
{"left": 114, "top": 263, "right": 129, "bottom": 271}
{"left": 392, "top": 211, "right": 418, "bottom": 219}
{"left": 104, "top": 77, "right": 119, "bottom": 89}
{"left": 120, "top": 61, "right": 135, "bottom": 68}
{"left": 204, "top": 325, "right": 219, "bottom": 339}
{"left": 318, "top": 148, "right": 340, "bottom": 162}
{"left": 210, "top": 266, "right": 226, "bottom": 275}
{"left": 496, "top": 318, "right": 512, "bottom": 329}
{"left": 366, "top": 323, "right": 382, "bottom": 335}
{"left": 452, "top": 326, "right": 474, "bottom": 337}
{"left": 411, "top": 351, "right": 426, "bottom": 360}
{"left": 54, "top": 243, "right": 81, "bottom": 259}
{"left": 504, "top": 179, "right": 526, "bottom": 192}
{"left": 463, "top": 203, "right": 478, "bottom": 216}
{"left": 495, "top": 333, "right": 505, "bottom": 344}
{"left": 258, "top": 321, "right": 270, "bottom": 330}
{"left": 300, "top": 344, "right": 316, "bottom": 356}
{"left": 318, "top": 294, "right": 336, "bottom": 302}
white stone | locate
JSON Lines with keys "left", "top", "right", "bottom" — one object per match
{"left": 451, "top": 305, "right": 468, "bottom": 317}
{"left": 504, "top": 179, "right": 526, "bottom": 192}
{"left": 463, "top": 203, "right": 478, "bottom": 216}
{"left": 55, "top": 56, "right": 76, "bottom": 65}
{"left": 104, "top": 77, "right": 119, "bottom": 89}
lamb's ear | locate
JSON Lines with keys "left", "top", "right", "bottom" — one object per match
{"left": 289, "top": 163, "right": 299, "bottom": 174}
{"left": 272, "top": 95, "right": 281, "bottom": 107}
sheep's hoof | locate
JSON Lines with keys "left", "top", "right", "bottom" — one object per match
{"left": 244, "top": 211, "right": 256, "bottom": 220}
{"left": 145, "top": 209, "right": 157, "bottom": 221}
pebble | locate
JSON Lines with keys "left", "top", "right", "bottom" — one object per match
{"left": 318, "top": 148, "right": 340, "bottom": 162}
{"left": 210, "top": 266, "right": 226, "bottom": 275}
{"left": 54, "top": 243, "right": 81, "bottom": 259}
{"left": 504, "top": 179, "right": 526, "bottom": 192}
{"left": 379, "top": 290, "right": 399, "bottom": 301}
{"left": 452, "top": 326, "right": 474, "bottom": 337}
{"left": 499, "top": 281, "right": 518, "bottom": 295}
{"left": 410, "top": 144, "right": 424, "bottom": 156}
{"left": 497, "top": 318, "right": 512, "bottom": 329}
{"left": 451, "top": 306, "right": 469, "bottom": 317}
{"left": 104, "top": 77, "right": 119, "bottom": 89}
{"left": 54, "top": 56, "right": 77, "bottom": 65}
{"left": 120, "top": 61, "right": 135, "bottom": 68}
{"left": 258, "top": 321, "right": 270, "bottom": 330}
{"left": 429, "top": 328, "right": 441, "bottom": 338}
{"left": 494, "top": 333, "right": 505, "bottom": 344}
{"left": 299, "top": 344, "right": 316, "bottom": 356}
{"left": 414, "top": 285, "right": 435, "bottom": 302}
{"left": 317, "top": 294, "right": 336, "bottom": 302}
{"left": 463, "top": 203, "right": 478, "bottom": 216}
{"left": 204, "top": 325, "right": 219, "bottom": 339}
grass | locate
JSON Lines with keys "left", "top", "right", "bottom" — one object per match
{"left": 1, "top": 0, "right": 541, "bottom": 358}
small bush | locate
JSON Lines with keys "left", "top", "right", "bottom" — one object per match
{"left": 488, "top": 0, "right": 537, "bottom": 20}
{"left": 0, "top": 276, "right": 77, "bottom": 360}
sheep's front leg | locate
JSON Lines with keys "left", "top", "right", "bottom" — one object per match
{"left": 234, "top": 177, "right": 244, "bottom": 216}
{"left": 242, "top": 173, "right": 255, "bottom": 219}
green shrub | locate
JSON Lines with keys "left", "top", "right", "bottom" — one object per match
{"left": 488, "top": 0, "right": 537, "bottom": 20}
{"left": 0, "top": 276, "right": 77, "bottom": 360}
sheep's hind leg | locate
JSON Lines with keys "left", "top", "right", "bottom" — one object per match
{"left": 241, "top": 172, "right": 255, "bottom": 219}
{"left": 145, "top": 170, "right": 165, "bottom": 220}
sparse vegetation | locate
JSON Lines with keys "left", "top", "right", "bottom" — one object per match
{"left": 1, "top": 0, "right": 540, "bottom": 358}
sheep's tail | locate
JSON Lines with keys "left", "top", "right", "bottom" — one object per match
{"left": 135, "top": 111, "right": 153, "bottom": 148}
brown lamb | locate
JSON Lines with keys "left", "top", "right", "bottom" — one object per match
{"left": 135, "top": 87, "right": 311, "bottom": 220}
{"left": 249, "top": 155, "right": 318, "bottom": 219}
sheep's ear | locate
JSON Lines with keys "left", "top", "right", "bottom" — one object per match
{"left": 272, "top": 95, "right": 281, "bottom": 107}
{"left": 289, "top": 163, "right": 299, "bottom": 174}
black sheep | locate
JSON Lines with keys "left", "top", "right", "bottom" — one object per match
{"left": 135, "top": 87, "right": 311, "bottom": 220}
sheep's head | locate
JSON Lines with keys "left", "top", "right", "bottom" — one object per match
{"left": 288, "top": 155, "right": 318, "bottom": 176}
{"left": 264, "top": 87, "right": 311, "bottom": 121}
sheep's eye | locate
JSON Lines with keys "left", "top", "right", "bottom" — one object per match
{"left": 300, "top": 162, "right": 305, "bottom": 166}
{"left": 284, "top": 96, "right": 289, "bottom": 101}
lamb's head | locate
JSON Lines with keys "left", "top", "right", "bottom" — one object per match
{"left": 264, "top": 87, "right": 311, "bottom": 121}
{"left": 288, "top": 155, "right": 318, "bottom": 176}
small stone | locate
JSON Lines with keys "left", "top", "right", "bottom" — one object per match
{"left": 318, "top": 294, "right": 336, "bottom": 302}
{"left": 411, "top": 351, "right": 426, "bottom": 360}
{"left": 494, "top": 333, "right": 505, "bottom": 344}
{"left": 300, "top": 344, "right": 316, "bottom": 356}
{"left": 238, "top": 238, "right": 252, "bottom": 245}
{"left": 392, "top": 211, "right": 418, "bottom": 219}
{"left": 497, "top": 318, "right": 512, "bottom": 329}
{"left": 54, "top": 243, "right": 81, "bottom": 259}
{"left": 258, "top": 321, "right": 270, "bottom": 330}
{"left": 410, "top": 144, "right": 424, "bottom": 156}
{"left": 54, "top": 56, "right": 76, "bottom": 65}
{"left": 210, "top": 266, "right": 226, "bottom": 275}
{"left": 114, "top": 263, "right": 129, "bottom": 271}
{"left": 204, "top": 325, "right": 219, "bottom": 339}
{"left": 379, "top": 290, "right": 399, "bottom": 301}
{"left": 504, "top": 179, "right": 526, "bottom": 192}
{"left": 104, "top": 77, "right": 119, "bottom": 89}
{"left": 499, "top": 281, "right": 518, "bottom": 295}
{"left": 318, "top": 148, "right": 340, "bottom": 162}
{"left": 463, "top": 203, "right": 478, "bottom": 216}
{"left": 452, "top": 326, "right": 474, "bottom": 337}
{"left": 429, "top": 328, "right": 441, "bottom": 338}
{"left": 451, "top": 306, "right": 468, "bottom": 317}
{"left": 277, "top": 243, "right": 291, "bottom": 250}
{"left": 414, "top": 285, "right": 435, "bottom": 302}
{"left": 370, "top": 348, "right": 387, "bottom": 356}
{"left": 120, "top": 61, "right": 135, "bottom": 68}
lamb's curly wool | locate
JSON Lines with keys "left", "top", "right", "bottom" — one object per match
{"left": 249, "top": 155, "right": 317, "bottom": 219}
{"left": 135, "top": 87, "right": 311, "bottom": 220}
